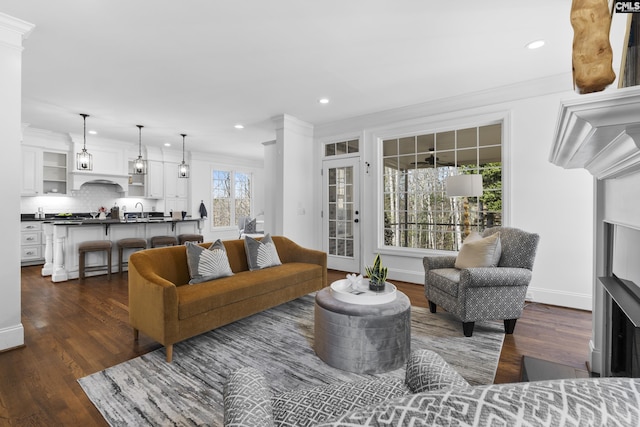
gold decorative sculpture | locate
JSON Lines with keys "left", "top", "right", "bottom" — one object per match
{"left": 571, "top": 0, "right": 616, "bottom": 93}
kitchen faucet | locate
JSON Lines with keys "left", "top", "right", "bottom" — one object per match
{"left": 135, "top": 202, "right": 144, "bottom": 218}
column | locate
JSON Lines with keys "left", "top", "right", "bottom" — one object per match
{"left": 0, "top": 12, "right": 35, "bottom": 351}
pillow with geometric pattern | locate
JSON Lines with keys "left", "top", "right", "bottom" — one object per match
{"left": 454, "top": 231, "right": 501, "bottom": 269}
{"left": 185, "top": 239, "right": 234, "bottom": 284}
{"left": 244, "top": 233, "right": 282, "bottom": 271}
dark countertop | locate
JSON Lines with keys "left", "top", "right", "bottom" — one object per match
{"left": 44, "top": 218, "right": 200, "bottom": 226}
{"left": 20, "top": 212, "right": 170, "bottom": 222}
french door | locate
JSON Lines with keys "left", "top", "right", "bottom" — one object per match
{"left": 322, "top": 157, "right": 360, "bottom": 273}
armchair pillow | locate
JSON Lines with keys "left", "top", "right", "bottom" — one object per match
{"left": 244, "top": 218, "right": 257, "bottom": 233}
{"left": 454, "top": 232, "right": 501, "bottom": 269}
{"left": 185, "top": 240, "right": 233, "bottom": 284}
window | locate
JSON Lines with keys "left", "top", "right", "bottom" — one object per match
{"left": 325, "top": 139, "right": 359, "bottom": 157}
{"left": 382, "top": 123, "right": 502, "bottom": 251}
{"left": 212, "top": 170, "right": 252, "bottom": 227}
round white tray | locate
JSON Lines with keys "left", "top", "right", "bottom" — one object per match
{"left": 330, "top": 279, "right": 397, "bottom": 305}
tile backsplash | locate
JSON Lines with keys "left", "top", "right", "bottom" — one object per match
{"left": 21, "top": 183, "right": 158, "bottom": 216}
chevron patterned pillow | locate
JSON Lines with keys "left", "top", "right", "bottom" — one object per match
{"left": 186, "top": 240, "right": 234, "bottom": 284}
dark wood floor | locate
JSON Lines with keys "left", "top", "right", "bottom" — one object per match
{"left": 0, "top": 266, "right": 592, "bottom": 425}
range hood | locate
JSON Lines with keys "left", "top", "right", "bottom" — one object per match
{"left": 70, "top": 171, "right": 129, "bottom": 192}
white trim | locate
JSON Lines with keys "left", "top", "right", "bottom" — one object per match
{"left": 527, "top": 287, "right": 592, "bottom": 312}
{"left": 370, "top": 110, "right": 510, "bottom": 253}
{"left": 0, "top": 323, "right": 24, "bottom": 351}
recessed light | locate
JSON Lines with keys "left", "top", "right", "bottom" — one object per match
{"left": 234, "top": 124, "right": 244, "bottom": 129}
{"left": 318, "top": 98, "right": 330, "bottom": 104}
{"left": 525, "top": 40, "right": 545, "bottom": 50}
{"left": 88, "top": 130, "right": 97, "bottom": 135}
{"left": 164, "top": 143, "right": 171, "bottom": 147}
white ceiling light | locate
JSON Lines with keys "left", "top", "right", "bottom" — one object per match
{"left": 318, "top": 98, "right": 330, "bottom": 104}
{"left": 164, "top": 143, "right": 171, "bottom": 147}
{"left": 234, "top": 124, "right": 244, "bottom": 129}
{"left": 88, "top": 130, "right": 97, "bottom": 135}
{"left": 526, "top": 40, "right": 545, "bottom": 50}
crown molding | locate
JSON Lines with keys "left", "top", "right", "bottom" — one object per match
{"left": 550, "top": 86, "right": 640, "bottom": 179}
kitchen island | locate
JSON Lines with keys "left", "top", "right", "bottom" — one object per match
{"left": 42, "top": 218, "right": 202, "bottom": 282}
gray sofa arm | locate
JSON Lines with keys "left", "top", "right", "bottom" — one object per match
{"left": 405, "top": 350, "right": 469, "bottom": 393}
{"left": 223, "top": 367, "right": 275, "bottom": 427}
{"left": 423, "top": 256, "right": 457, "bottom": 272}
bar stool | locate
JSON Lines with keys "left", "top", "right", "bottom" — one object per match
{"left": 150, "top": 235, "right": 178, "bottom": 248}
{"left": 78, "top": 240, "right": 112, "bottom": 280}
{"left": 117, "top": 238, "right": 147, "bottom": 274}
{"left": 178, "top": 234, "right": 204, "bottom": 245}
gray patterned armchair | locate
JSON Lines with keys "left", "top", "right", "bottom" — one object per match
{"left": 423, "top": 226, "right": 539, "bottom": 337}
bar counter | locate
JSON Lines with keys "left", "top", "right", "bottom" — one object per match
{"left": 42, "top": 218, "right": 203, "bottom": 282}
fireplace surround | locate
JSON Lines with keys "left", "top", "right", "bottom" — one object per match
{"left": 550, "top": 86, "right": 640, "bottom": 376}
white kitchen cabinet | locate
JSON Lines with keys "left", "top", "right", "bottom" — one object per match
{"left": 42, "top": 151, "right": 67, "bottom": 194}
{"left": 21, "top": 221, "right": 44, "bottom": 265}
{"left": 146, "top": 160, "right": 164, "bottom": 198}
{"left": 164, "top": 162, "right": 188, "bottom": 198}
{"left": 21, "top": 147, "right": 68, "bottom": 196}
{"left": 21, "top": 146, "right": 42, "bottom": 196}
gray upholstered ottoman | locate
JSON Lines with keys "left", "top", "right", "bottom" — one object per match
{"left": 314, "top": 287, "right": 411, "bottom": 374}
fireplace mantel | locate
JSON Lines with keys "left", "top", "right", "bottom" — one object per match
{"left": 549, "top": 86, "right": 640, "bottom": 179}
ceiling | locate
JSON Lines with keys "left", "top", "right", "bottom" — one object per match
{"left": 1, "top": 1, "right": 585, "bottom": 161}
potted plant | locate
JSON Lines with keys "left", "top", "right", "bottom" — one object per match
{"left": 365, "top": 253, "right": 388, "bottom": 292}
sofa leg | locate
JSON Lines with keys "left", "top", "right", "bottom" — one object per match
{"left": 504, "top": 319, "right": 517, "bottom": 334}
{"left": 428, "top": 301, "right": 437, "bottom": 313}
{"left": 462, "top": 322, "right": 475, "bottom": 337}
{"left": 133, "top": 328, "right": 139, "bottom": 341}
{"left": 166, "top": 344, "right": 173, "bottom": 363}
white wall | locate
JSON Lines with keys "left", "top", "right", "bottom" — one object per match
{"left": 0, "top": 13, "right": 34, "bottom": 351}
{"left": 314, "top": 76, "right": 595, "bottom": 310}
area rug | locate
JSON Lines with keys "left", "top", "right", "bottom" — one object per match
{"left": 78, "top": 293, "right": 504, "bottom": 426}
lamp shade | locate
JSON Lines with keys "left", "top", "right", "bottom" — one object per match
{"left": 446, "top": 174, "right": 483, "bottom": 197}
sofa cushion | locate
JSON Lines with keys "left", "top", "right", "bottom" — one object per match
{"left": 185, "top": 240, "right": 233, "bottom": 284}
{"left": 454, "top": 231, "right": 501, "bottom": 269}
{"left": 272, "top": 377, "right": 409, "bottom": 427}
{"left": 245, "top": 233, "right": 282, "bottom": 271}
{"left": 177, "top": 262, "right": 323, "bottom": 319}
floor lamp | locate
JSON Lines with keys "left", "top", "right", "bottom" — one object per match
{"left": 446, "top": 174, "right": 483, "bottom": 239}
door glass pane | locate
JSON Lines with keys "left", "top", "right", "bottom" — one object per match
{"left": 328, "top": 166, "right": 354, "bottom": 258}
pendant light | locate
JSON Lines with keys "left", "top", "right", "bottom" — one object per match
{"left": 133, "top": 125, "right": 147, "bottom": 175}
{"left": 178, "top": 133, "right": 189, "bottom": 178}
{"left": 76, "top": 113, "right": 93, "bottom": 170}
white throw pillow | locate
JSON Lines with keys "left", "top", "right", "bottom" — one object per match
{"left": 454, "top": 232, "right": 502, "bottom": 269}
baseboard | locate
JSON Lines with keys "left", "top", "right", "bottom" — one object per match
{"left": 525, "top": 287, "right": 592, "bottom": 311}
{"left": 0, "top": 323, "right": 24, "bottom": 351}
{"left": 387, "top": 268, "right": 424, "bottom": 286}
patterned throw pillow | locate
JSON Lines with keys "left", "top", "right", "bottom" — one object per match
{"left": 244, "top": 218, "right": 257, "bottom": 233}
{"left": 185, "top": 240, "right": 233, "bottom": 284}
{"left": 454, "top": 231, "right": 502, "bottom": 269}
{"left": 244, "top": 233, "right": 282, "bottom": 271}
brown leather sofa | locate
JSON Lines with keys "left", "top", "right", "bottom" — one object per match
{"left": 128, "top": 236, "right": 327, "bottom": 362}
